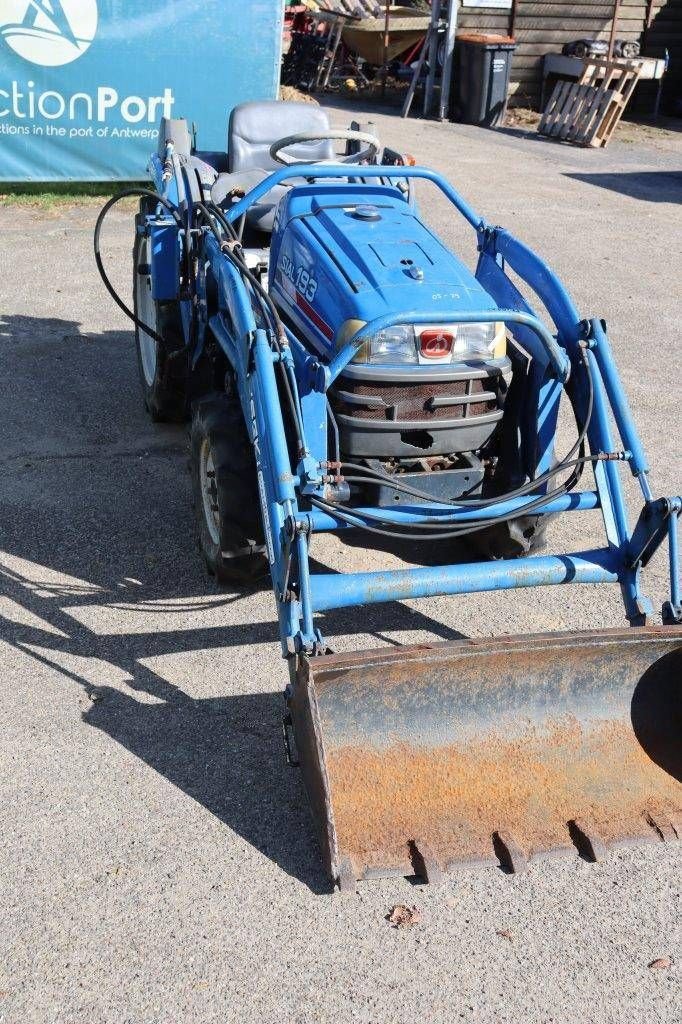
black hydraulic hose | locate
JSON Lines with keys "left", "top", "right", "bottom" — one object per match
{"left": 311, "top": 484, "right": 567, "bottom": 541}
{"left": 194, "top": 201, "right": 306, "bottom": 456}
{"left": 93, "top": 188, "right": 184, "bottom": 345}
{"left": 338, "top": 347, "right": 596, "bottom": 513}
{"left": 93, "top": 189, "right": 306, "bottom": 456}
{"left": 560, "top": 343, "right": 594, "bottom": 492}
{"left": 311, "top": 452, "right": 606, "bottom": 541}
{"left": 326, "top": 397, "right": 341, "bottom": 467}
{"left": 340, "top": 454, "right": 600, "bottom": 511}
{"left": 308, "top": 494, "right": 561, "bottom": 542}
{"left": 196, "top": 201, "right": 284, "bottom": 340}
{"left": 196, "top": 201, "right": 310, "bottom": 443}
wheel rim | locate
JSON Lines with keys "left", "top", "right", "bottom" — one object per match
{"left": 135, "top": 235, "right": 158, "bottom": 387}
{"left": 199, "top": 438, "right": 221, "bottom": 547}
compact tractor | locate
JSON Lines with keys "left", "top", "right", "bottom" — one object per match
{"left": 95, "top": 100, "right": 681, "bottom": 888}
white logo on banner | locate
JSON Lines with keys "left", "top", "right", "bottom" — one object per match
{"left": 0, "top": 0, "right": 98, "bottom": 67}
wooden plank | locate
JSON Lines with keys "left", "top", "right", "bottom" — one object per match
{"left": 538, "top": 80, "right": 562, "bottom": 129}
{"left": 511, "top": 55, "right": 546, "bottom": 67}
{"left": 458, "top": 10, "right": 645, "bottom": 25}
{"left": 510, "top": 67, "right": 544, "bottom": 80}
{"left": 539, "top": 78, "right": 570, "bottom": 130}
{"left": 512, "top": 14, "right": 645, "bottom": 27}
{"left": 571, "top": 71, "right": 616, "bottom": 139}
{"left": 457, "top": 25, "right": 644, "bottom": 38}
{"left": 585, "top": 92, "right": 619, "bottom": 144}
{"left": 509, "top": 28, "right": 644, "bottom": 40}
{"left": 561, "top": 63, "right": 606, "bottom": 137}
{"left": 502, "top": 3, "right": 646, "bottom": 14}
{"left": 580, "top": 59, "right": 642, "bottom": 145}
{"left": 540, "top": 77, "right": 585, "bottom": 135}
{"left": 457, "top": 13, "right": 508, "bottom": 24}
{"left": 549, "top": 79, "right": 578, "bottom": 129}
{"left": 515, "top": 0, "right": 669, "bottom": 6}
{"left": 558, "top": 85, "right": 590, "bottom": 137}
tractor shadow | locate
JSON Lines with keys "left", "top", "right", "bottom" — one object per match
{"left": 0, "top": 313, "right": 466, "bottom": 893}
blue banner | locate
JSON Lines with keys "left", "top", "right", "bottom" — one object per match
{"left": 0, "top": 0, "right": 283, "bottom": 181}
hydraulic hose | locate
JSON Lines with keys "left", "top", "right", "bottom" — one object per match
{"left": 195, "top": 200, "right": 306, "bottom": 456}
{"left": 310, "top": 453, "right": 607, "bottom": 542}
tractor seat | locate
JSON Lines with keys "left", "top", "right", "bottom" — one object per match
{"left": 211, "top": 100, "right": 334, "bottom": 232}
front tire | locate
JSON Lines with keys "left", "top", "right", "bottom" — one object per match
{"left": 474, "top": 513, "right": 552, "bottom": 560}
{"left": 133, "top": 208, "right": 187, "bottom": 422}
{"left": 189, "top": 392, "right": 268, "bottom": 584}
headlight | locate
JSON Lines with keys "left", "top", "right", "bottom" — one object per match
{"left": 340, "top": 320, "right": 506, "bottom": 364}
{"left": 368, "top": 324, "right": 418, "bottom": 364}
{"left": 452, "top": 322, "right": 506, "bottom": 359}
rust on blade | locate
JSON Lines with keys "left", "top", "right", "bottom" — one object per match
{"left": 290, "top": 626, "right": 682, "bottom": 885}
{"left": 325, "top": 717, "right": 680, "bottom": 875}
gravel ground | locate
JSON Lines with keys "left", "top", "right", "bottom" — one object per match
{"left": 0, "top": 105, "right": 680, "bottom": 1024}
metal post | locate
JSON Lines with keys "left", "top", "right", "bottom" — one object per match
{"left": 508, "top": 0, "right": 518, "bottom": 39}
{"left": 401, "top": 24, "right": 433, "bottom": 118}
{"left": 381, "top": 2, "right": 390, "bottom": 99}
{"left": 438, "top": 0, "right": 458, "bottom": 121}
{"left": 321, "top": 19, "right": 344, "bottom": 91}
{"left": 607, "top": 0, "right": 621, "bottom": 61}
{"left": 423, "top": 0, "right": 441, "bottom": 116}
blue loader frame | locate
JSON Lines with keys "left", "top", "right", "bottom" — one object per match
{"left": 147, "top": 156, "right": 681, "bottom": 658}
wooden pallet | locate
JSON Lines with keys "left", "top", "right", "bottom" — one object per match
{"left": 538, "top": 58, "right": 644, "bottom": 148}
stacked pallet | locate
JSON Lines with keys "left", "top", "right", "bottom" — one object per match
{"left": 538, "top": 57, "right": 644, "bottom": 145}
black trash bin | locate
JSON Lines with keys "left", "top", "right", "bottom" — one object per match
{"left": 451, "top": 34, "right": 516, "bottom": 128}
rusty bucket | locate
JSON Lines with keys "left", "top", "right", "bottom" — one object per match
{"left": 289, "top": 627, "right": 682, "bottom": 889}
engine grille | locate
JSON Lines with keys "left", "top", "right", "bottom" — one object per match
{"left": 332, "top": 375, "right": 501, "bottom": 423}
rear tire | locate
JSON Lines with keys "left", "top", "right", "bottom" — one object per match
{"left": 133, "top": 206, "right": 187, "bottom": 422}
{"left": 189, "top": 391, "right": 268, "bottom": 584}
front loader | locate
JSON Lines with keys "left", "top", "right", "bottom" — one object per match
{"left": 95, "top": 101, "right": 681, "bottom": 889}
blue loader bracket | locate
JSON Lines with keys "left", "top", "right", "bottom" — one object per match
{"left": 148, "top": 216, "right": 180, "bottom": 301}
{"left": 628, "top": 496, "right": 682, "bottom": 624}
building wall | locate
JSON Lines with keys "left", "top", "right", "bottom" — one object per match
{"left": 455, "top": 0, "right": 680, "bottom": 109}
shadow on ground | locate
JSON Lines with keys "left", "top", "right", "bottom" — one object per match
{"left": 0, "top": 313, "right": 466, "bottom": 892}
{"left": 565, "top": 170, "right": 682, "bottom": 203}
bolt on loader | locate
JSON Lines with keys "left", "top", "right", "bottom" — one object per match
{"left": 95, "top": 100, "right": 681, "bottom": 889}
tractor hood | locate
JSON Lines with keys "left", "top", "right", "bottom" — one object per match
{"left": 269, "top": 184, "right": 500, "bottom": 357}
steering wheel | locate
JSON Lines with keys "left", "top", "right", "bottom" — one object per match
{"left": 269, "top": 129, "right": 380, "bottom": 166}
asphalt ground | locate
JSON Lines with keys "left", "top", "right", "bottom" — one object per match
{"left": 0, "top": 104, "right": 680, "bottom": 1023}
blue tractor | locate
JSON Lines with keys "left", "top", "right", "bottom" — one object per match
{"left": 95, "top": 101, "right": 681, "bottom": 889}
